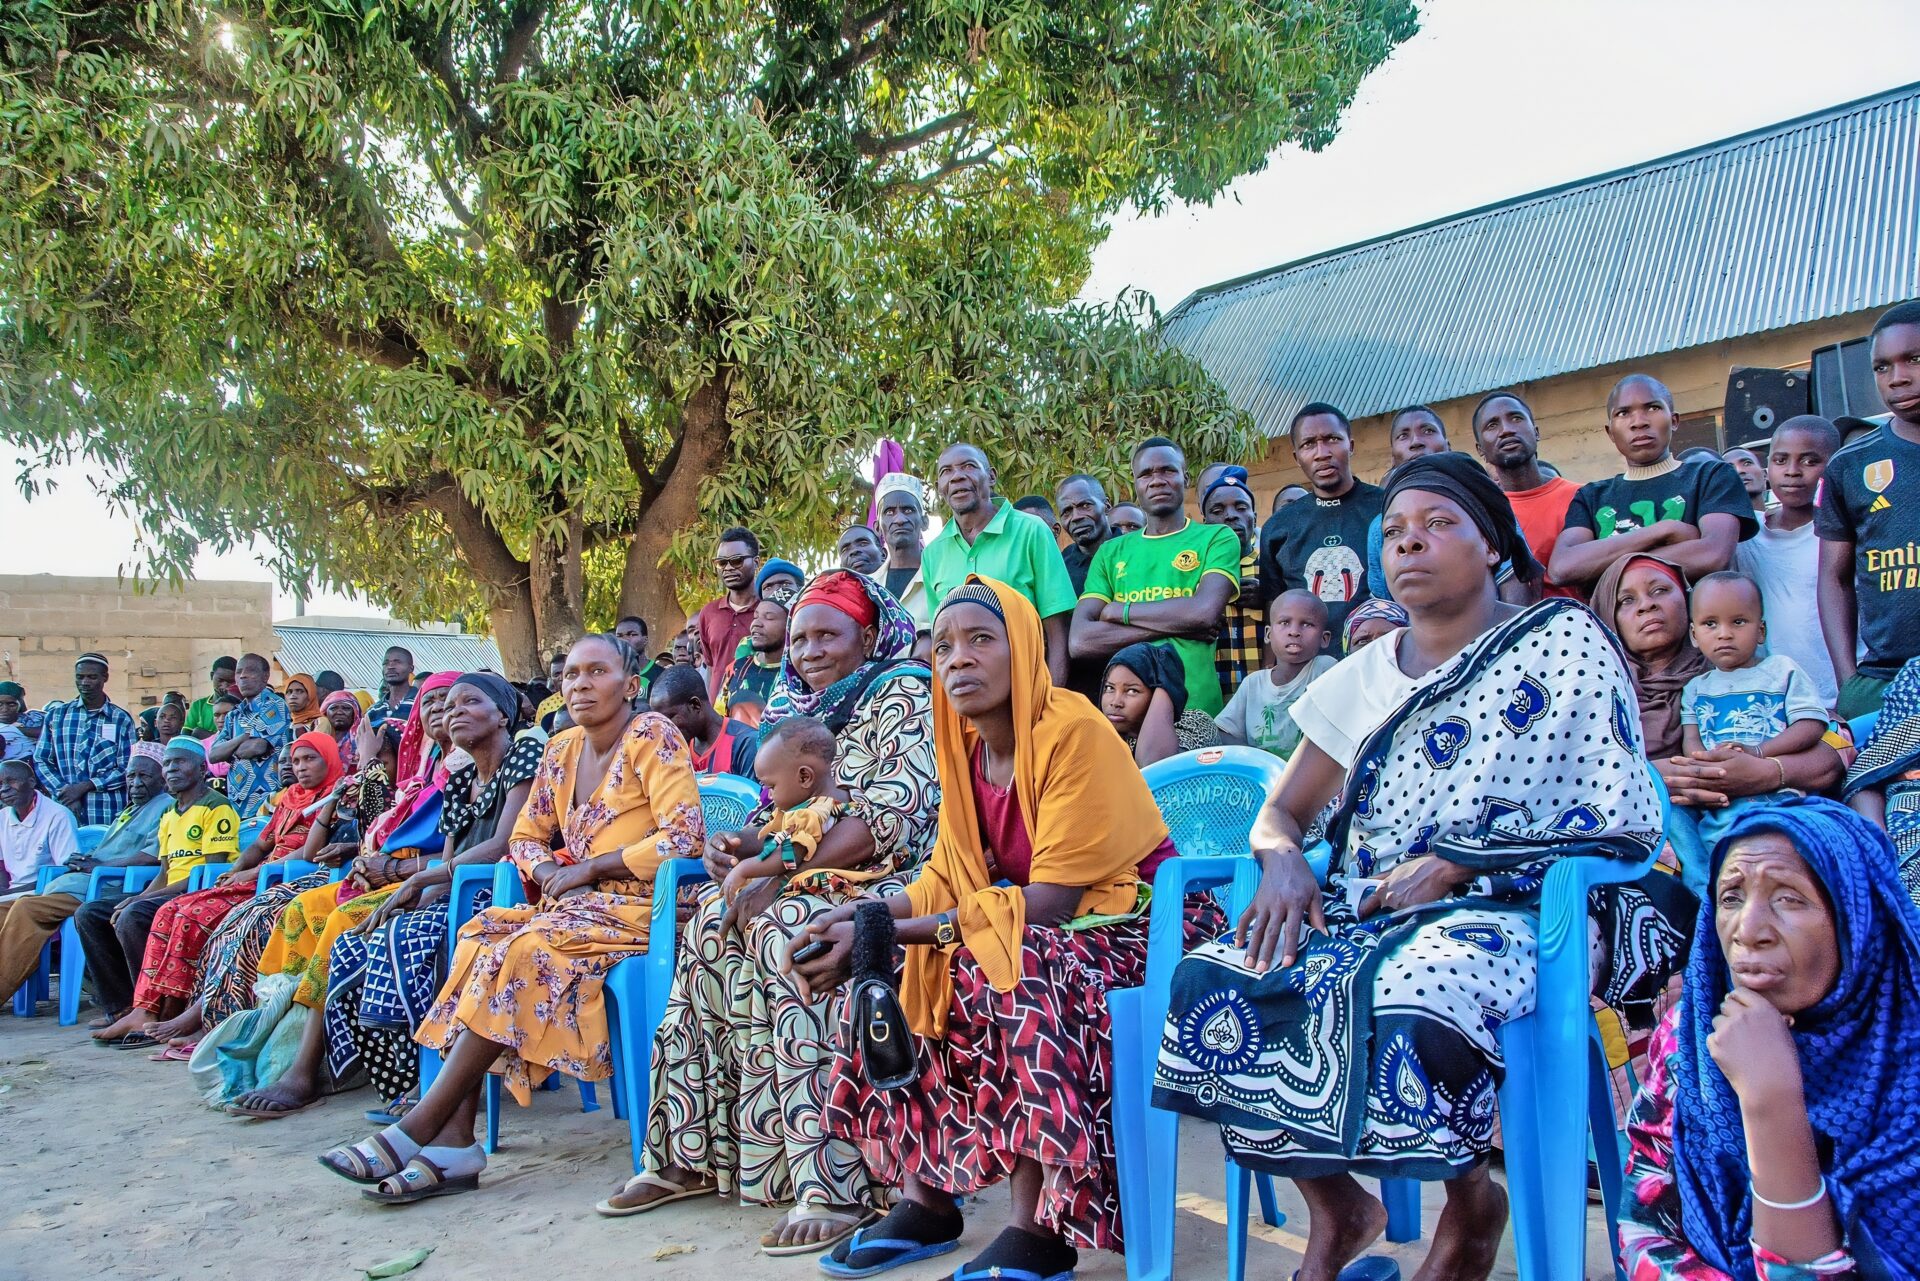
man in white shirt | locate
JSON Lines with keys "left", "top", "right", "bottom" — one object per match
{"left": 1735, "top": 416, "right": 1841, "bottom": 709}
{"left": 0, "top": 758, "right": 80, "bottom": 894}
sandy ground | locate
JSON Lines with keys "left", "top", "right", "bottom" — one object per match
{"left": 0, "top": 1010, "right": 1619, "bottom": 1281}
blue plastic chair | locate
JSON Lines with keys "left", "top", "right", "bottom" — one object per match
{"left": 1850, "top": 710, "right": 1879, "bottom": 748}
{"left": 604, "top": 772, "right": 764, "bottom": 1172}
{"left": 1111, "top": 749, "right": 1671, "bottom": 1281}
{"left": 9, "top": 827, "right": 114, "bottom": 1016}
{"left": 185, "top": 861, "right": 232, "bottom": 892}
{"left": 56, "top": 863, "right": 163, "bottom": 1025}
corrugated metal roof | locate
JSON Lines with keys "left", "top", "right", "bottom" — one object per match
{"left": 273, "top": 624, "right": 504, "bottom": 686}
{"left": 1161, "top": 82, "right": 1920, "bottom": 436}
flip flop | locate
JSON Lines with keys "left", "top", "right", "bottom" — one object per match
{"left": 226, "top": 1096, "right": 324, "bottom": 1120}
{"left": 147, "top": 1043, "right": 195, "bottom": 1062}
{"left": 818, "top": 1226, "right": 960, "bottom": 1278}
{"left": 761, "top": 1205, "right": 880, "bottom": 1258}
{"left": 104, "top": 1030, "right": 161, "bottom": 1050}
{"left": 364, "top": 1095, "right": 417, "bottom": 1125}
{"left": 318, "top": 1132, "right": 410, "bottom": 1185}
{"left": 594, "top": 1170, "right": 719, "bottom": 1218}
{"left": 361, "top": 1154, "right": 480, "bottom": 1205}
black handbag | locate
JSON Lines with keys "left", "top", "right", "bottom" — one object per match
{"left": 849, "top": 900, "right": 918, "bottom": 1092}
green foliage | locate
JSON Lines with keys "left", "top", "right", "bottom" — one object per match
{"left": 0, "top": 0, "right": 1416, "bottom": 658}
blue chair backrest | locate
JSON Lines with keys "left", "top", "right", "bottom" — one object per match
{"left": 698, "top": 774, "right": 761, "bottom": 832}
{"left": 1141, "top": 745, "right": 1287, "bottom": 862}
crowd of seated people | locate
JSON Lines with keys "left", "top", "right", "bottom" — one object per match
{"left": 2, "top": 298, "right": 1918, "bottom": 1279}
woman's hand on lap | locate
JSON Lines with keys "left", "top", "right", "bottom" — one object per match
{"left": 1237, "top": 848, "right": 1325, "bottom": 972}
{"left": 1356, "top": 856, "right": 1469, "bottom": 921}
{"left": 540, "top": 860, "right": 597, "bottom": 900}
{"left": 719, "top": 875, "right": 778, "bottom": 937}
{"left": 703, "top": 827, "right": 763, "bottom": 882}
{"left": 783, "top": 918, "right": 856, "bottom": 1000}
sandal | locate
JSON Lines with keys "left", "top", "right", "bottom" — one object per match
{"left": 364, "top": 1094, "right": 417, "bottom": 1125}
{"left": 819, "top": 1201, "right": 964, "bottom": 1278}
{"left": 147, "top": 1044, "right": 195, "bottom": 1063}
{"left": 361, "top": 1155, "right": 480, "bottom": 1205}
{"left": 951, "top": 1226, "right": 1078, "bottom": 1281}
{"left": 1290, "top": 1263, "right": 1400, "bottom": 1281}
{"left": 317, "top": 1132, "right": 410, "bottom": 1185}
{"left": 761, "top": 1205, "right": 879, "bottom": 1258}
{"left": 103, "top": 1030, "right": 161, "bottom": 1050}
{"left": 593, "top": 1170, "right": 719, "bottom": 1218}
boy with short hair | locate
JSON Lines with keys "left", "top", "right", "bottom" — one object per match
{"left": 1673, "top": 572, "right": 1828, "bottom": 893}
{"left": 1734, "top": 416, "right": 1841, "bottom": 708}
{"left": 1815, "top": 299, "right": 1920, "bottom": 718}
{"left": 1214, "top": 590, "right": 1335, "bottom": 760}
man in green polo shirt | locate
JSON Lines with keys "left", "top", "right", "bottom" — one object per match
{"left": 1071, "top": 437, "right": 1241, "bottom": 715}
{"left": 923, "top": 441, "right": 1077, "bottom": 685}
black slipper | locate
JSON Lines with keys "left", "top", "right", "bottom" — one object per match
{"left": 820, "top": 1198, "right": 965, "bottom": 1278}
{"left": 104, "top": 1030, "right": 161, "bottom": 1050}
{"left": 951, "top": 1226, "right": 1078, "bottom": 1281}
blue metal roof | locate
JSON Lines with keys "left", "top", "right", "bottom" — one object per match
{"left": 273, "top": 623, "right": 504, "bottom": 686}
{"left": 1161, "top": 82, "right": 1920, "bottom": 436}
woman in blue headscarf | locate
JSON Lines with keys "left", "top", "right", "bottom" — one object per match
{"left": 1619, "top": 796, "right": 1920, "bottom": 1278}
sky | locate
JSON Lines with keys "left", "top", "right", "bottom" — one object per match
{"left": 8, "top": 0, "right": 1919, "bottom": 622}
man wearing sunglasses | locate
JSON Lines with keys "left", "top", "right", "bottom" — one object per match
{"left": 694, "top": 526, "right": 762, "bottom": 700}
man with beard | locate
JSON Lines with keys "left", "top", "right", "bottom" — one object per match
{"left": 718, "top": 591, "right": 791, "bottom": 727}
{"left": 693, "top": 526, "right": 763, "bottom": 700}
{"left": 1072, "top": 438, "right": 1240, "bottom": 715}
{"left": 1055, "top": 473, "right": 1116, "bottom": 699}
{"left": 874, "top": 472, "right": 931, "bottom": 626}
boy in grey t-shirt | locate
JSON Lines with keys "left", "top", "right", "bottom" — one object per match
{"left": 1216, "top": 590, "right": 1334, "bottom": 759}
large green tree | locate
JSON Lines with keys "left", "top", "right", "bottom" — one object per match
{"left": 0, "top": 0, "right": 1416, "bottom": 673}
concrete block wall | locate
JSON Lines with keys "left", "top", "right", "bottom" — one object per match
{"left": 0, "top": 575, "right": 276, "bottom": 712}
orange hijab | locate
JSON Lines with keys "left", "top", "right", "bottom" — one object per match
{"left": 283, "top": 673, "right": 323, "bottom": 730}
{"left": 901, "top": 575, "right": 1168, "bottom": 1037}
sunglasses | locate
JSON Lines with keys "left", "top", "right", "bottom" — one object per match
{"left": 713, "top": 555, "right": 753, "bottom": 570}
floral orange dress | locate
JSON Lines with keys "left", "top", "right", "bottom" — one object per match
{"left": 415, "top": 713, "right": 704, "bottom": 1104}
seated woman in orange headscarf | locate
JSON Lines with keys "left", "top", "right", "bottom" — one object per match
{"left": 787, "top": 575, "right": 1224, "bottom": 1281}
{"left": 92, "top": 730, "right": 344, "bottom": 1048}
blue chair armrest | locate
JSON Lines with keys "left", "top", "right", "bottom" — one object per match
{"left": 447, "top": 863, "right": 502, "bottom": 935}
{"left": 1145, "top": 856, "right": 1257, "bottom": 1010}
{"left": 646, "top": 860, "right": 710, "bottom": 1017}
{"left": 186, "top": 862, "right": 231, "bottom": 892}
{"left": 87, "top": 864, "right": 160, "bottom": 899}
{"left": 35, "top": 865, "right": 61, "bottom": 893}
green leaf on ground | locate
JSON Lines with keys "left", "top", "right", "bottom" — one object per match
{"left": 365, "top": 1247, "right": 434, "bottom": 1278}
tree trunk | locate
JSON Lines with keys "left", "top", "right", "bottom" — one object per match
{"left": 487, "top": 590, "right": 541, "bottom": 680}
{"left": 529, "top": 511, "right": 587, "bottom": 663}
{"left": 621, "top": 365, "right": 734, "bottom": 640}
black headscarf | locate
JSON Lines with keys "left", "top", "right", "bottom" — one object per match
{"left": 452, "top": 672, "right": 525, "bottom": 733}
{"left": 1381, "top": 452, "right": 1541, "bottom": 585}
{"left": 1104, "top": 641, "right": 1190, "bottom": 717}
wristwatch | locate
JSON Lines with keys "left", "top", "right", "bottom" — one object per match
{"left": 933, "top": 911, "right": 958, "bottom": 947}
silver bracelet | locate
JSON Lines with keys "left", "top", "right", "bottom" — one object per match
{"left": 1752, "top": 1178, "right": 1827, "bottom": 1211}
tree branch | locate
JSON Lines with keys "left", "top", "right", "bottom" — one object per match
{"left": 854, "top": 109, "right": 973, "bottom": 158}
{"left": 495, "top": 2, "right": 548, "bottom": 84}
{"left": 878, "top": 144, "right": 1001, "bottom": 196}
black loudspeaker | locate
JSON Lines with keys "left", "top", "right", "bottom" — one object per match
{"left": 1724, "top": 367, "right": 1810, "bottom": 438}
{"left": 1812, "top": 338, "right": 1887, "bottom": 419}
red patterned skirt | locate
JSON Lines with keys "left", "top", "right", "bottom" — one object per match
{"left": 824, "top": 895, "right": 1226, "bottom": 1253}
{"left": 133, "top": 881, "right": 255, "bottom": 1008}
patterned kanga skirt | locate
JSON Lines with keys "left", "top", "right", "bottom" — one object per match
{"left": 824, "top": 895, "right": 1225, "bottom": 1253}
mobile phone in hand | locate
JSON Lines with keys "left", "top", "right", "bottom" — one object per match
{"left": 790, "top": 938, "right": 831, "bottom": 966}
